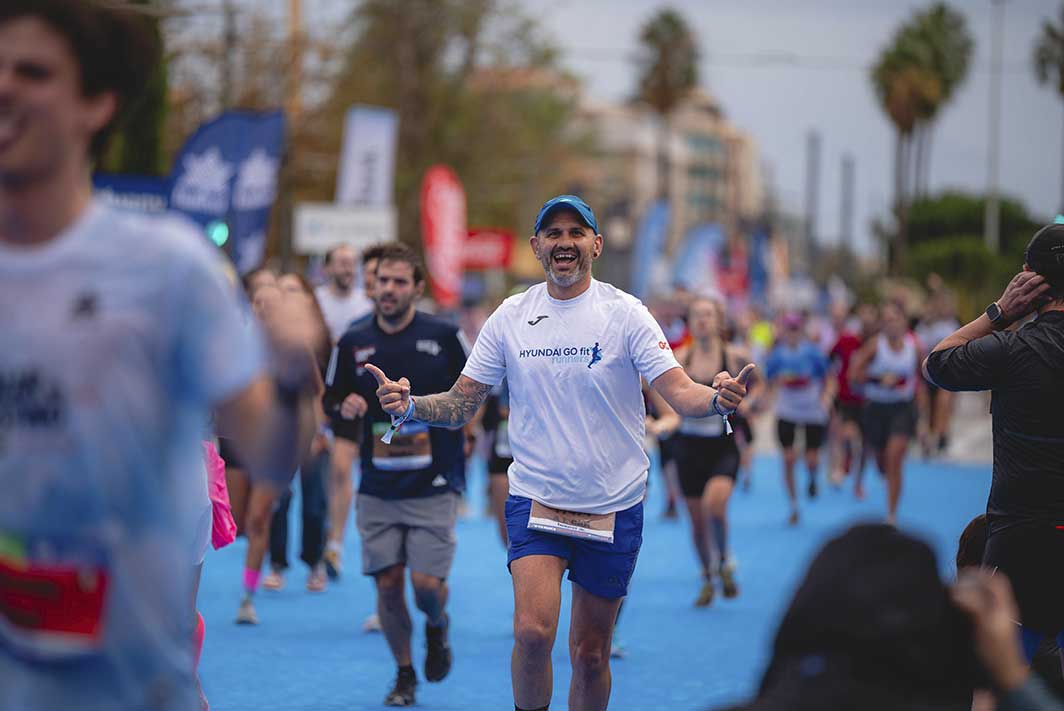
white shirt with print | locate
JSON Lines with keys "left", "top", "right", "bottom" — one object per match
{"left": 316, "top": 284, "right": 373, "bottom": 343}
{"left": 462, "top": 279, "right": 679, "bottom": 514}
{"left": 0, "top": 202, "right": 264, "bottom": 711}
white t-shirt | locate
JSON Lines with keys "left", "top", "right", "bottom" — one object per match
{"left": 0, "top": 201, "right": 264, "bottom": 711}
{"left": 316, "top": 284, "right": 373, "bottom": 343}
{"left": 462, "top": 279, "right": 680, "bottom": 514}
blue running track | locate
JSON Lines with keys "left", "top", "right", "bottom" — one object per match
{"left": 196, "top": 453, "right": 990, "bottom": 710}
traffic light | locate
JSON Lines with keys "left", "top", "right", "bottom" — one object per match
{"left": 206, "top": 220, "right": 229, "bottom": 247}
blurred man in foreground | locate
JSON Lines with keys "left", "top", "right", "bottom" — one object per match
{"left": 0, "top": 3, "right": 319, "bottom": 708}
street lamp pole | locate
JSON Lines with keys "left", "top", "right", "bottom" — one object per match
{"left": 984, "top": 0, "right": 1006, "bottom": 253}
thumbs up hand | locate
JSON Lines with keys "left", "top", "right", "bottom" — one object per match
{"left": 364, "top": 364, "right": 412, "bottom": 418}
{"left": 714, "top": 363, "right": 756, "bottom": 414}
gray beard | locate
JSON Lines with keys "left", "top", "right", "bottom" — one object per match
{"left": 540, "top": 254, "right": 589, "bottom": 288}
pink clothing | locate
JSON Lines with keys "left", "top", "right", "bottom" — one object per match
{"left": 203, "top": 441, "right": 237, "bottom": 550}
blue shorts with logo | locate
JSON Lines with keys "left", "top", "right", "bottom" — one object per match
{"left": 505, "top": 495, "right": 643, "bottom": 599}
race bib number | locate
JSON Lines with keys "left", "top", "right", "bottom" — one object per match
{"left": 527, "top": 502, "right": 615, "bottom": 544}
{"left": 372, "top": 421, "right": 433, "bottom": 471}
{"left": 0, "top": 531, "right": 111, "bottom": 660}
{"left": 679, "top": 415, "right": 724, "bottom": 438}
{"left": 494, "top": 420, "right": 512, "bottom": 458}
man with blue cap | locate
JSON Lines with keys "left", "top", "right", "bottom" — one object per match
{"left": 366, "top": 195, "right": 755, "bottom": 710}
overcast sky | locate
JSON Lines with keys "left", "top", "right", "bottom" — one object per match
{"left": 516, "top": 0, "right": 1062, "bottom": 256}
{"left": 290, "top": 1, "right": 1061, "bottom": 256}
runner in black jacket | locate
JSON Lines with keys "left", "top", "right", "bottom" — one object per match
{"left": 924, "top": 221, "right": 1064, "bottom": 658}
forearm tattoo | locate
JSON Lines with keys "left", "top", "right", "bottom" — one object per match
{"left": 413, "top": 377, "right": 491, "bottom": 428}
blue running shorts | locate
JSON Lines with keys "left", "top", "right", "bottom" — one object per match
{"left": 505, "top": 495, "right": 643, "bottom": 599}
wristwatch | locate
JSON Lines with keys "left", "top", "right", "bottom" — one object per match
{"left": 985, "top": 302, "right": 1008, "bottom": 330}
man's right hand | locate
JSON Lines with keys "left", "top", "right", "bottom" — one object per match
{"left": 364, "top": 364, "right": 411, "bottom": 417}
{"left": 996, "top": 270, "right": 1052, "bottom": 326}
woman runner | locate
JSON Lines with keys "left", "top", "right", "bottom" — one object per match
{"left": 673, "top": 297, "right": 759, "bottom": 606}
{"left": 851, "top": 301, "right": 922, "bottom": 525}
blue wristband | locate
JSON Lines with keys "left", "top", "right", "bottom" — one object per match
{"left": 711, "top": 393, "right": 731, "bottom": 417}
{"left": 381, "top": 397, "right": 416, "bottom": 444}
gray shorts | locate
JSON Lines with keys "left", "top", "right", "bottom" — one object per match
{"left": 355, "top": 492, "right": 459, "bottom": 579}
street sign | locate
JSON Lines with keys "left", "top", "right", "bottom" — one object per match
{"left": 293, "top": 202, "right": 397, "bottom": 255}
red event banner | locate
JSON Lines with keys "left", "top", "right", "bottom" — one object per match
{"left": 420, "top": 165, "right": 466, "bottom": 308}
{"left": 464, "top": 228, "right": 515, "bottom": 271}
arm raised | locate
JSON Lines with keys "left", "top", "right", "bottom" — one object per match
{"left": 365, "top": 363, "right": 492, "bottom": 430}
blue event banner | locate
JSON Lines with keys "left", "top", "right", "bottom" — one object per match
{"left": 168, "top": 110, "right": 286, "bottom": 274}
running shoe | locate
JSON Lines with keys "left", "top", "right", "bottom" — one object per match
{"left": 720, "top": 561, "right": 739, "bottom": 599}
{"left": 808, "top": 478, "right": 818, "bottom": 498}
{"left": 363, "top": 612, "right": 382, "bottom": 633}
{"left": 306, "top": 564, "right": 327, "bottom": 593}
{"left": 424, "top": 614, "right": 453, "bottom": 682}
{"left": 323, "top": 548, "right": 342, "bottom": 580}
{"left": 235, "top": 595, "right": 259, "bottom": 625}
{"left": 694, "top": 576, "right": 715, "bottom": 607}
{"left": 262, "top": 568, "right": 284, "bottom": 591}
{"left": 383, "top": 668, "right": 417, "bottom": 707}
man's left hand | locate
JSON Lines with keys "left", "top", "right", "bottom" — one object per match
{"left": 715, "top": 364, "right": 756, "bottom": 413}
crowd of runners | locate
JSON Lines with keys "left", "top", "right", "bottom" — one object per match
{"left": 3, "top": 3, "right": 1064, "bottom": 711}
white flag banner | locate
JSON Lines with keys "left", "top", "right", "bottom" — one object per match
{"left": 336, "top": 105, "right": 398, "bottom": 207}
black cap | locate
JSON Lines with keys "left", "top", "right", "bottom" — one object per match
{"left": 1026, "top": 219, "right": 1064, "bottom": 288}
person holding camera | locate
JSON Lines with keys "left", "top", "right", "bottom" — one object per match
{"left": 923, "top": 220, "right": 1064, "bottom": 667}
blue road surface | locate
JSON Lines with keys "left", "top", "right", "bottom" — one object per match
{"left": 196, "top": 453, "right": 991, "bottom": 711}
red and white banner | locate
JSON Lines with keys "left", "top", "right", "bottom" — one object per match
{"left": 464, "top": 228, "right": 515, "bottom": 271}
{"left": 420, "top": 165, "right": 466, "bottom": 308}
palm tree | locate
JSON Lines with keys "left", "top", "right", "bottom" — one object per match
{"left": 1034, "top": 4, "right": 1064, "bottom": 212}
{"left": 872, "top": 45, "right": 941, "bottom": 274}
{"left": 904, "top": 4, "right": 973, "bottom": 197}
{"left": 871, "top": 3, "right": 972, "bottom": 275}
{"left": 635, "top": 9, "right": 700, "bottom": 200}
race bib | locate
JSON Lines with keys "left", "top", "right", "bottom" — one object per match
{"left": 679, "top": 415, "right": 724, "bottom": 438}
{"left": 372, "top": 421, "right": 433, "bottom": 471}
{"left": 527, "top": 502, "right": 615, "bottom": 544}
{"left": 0, "top": 531, "right": 111, "bottom": 660}
{"left": 494, "top": 420, "right": 512, "bottom": 458}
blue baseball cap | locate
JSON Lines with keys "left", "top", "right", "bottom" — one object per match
{"left": 533, "top": 195, "right": 598, "bottom": 235}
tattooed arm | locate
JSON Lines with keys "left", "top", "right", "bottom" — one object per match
{"left": 413, "top": 376, "right": 492, "bottom": 429}
{"left": 364, "top": 364, "right": 491, "bottom": 429}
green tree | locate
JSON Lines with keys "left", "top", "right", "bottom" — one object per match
{"left": 99, "top": 0, "right": 167, "bottom": 175}
{"left": 635, "top": 8, "right": 700, "bottom": 200}
{"left": 871, "top": 3, "right": 972, "bottom": 275}
{"left": 871, "top": 47, "right": 940, "bottom": 274}
{"left": 323, "top": 0, "right": 586, "bottom": 249}
{"left": 1034, "top": 3, "right": 1064, "bottom": 212}
{"left": 907, "top": 191, "right": 1042, "bottom": 318}
{"left": 905, "top": 4, "right": 973, "bottom": 197}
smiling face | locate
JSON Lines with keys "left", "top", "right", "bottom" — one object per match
{"left": 530, "top": 208, "right": 602, "bottom": 292}
{"left": 0, "top": 17, "right": 115, "bottom": 191}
